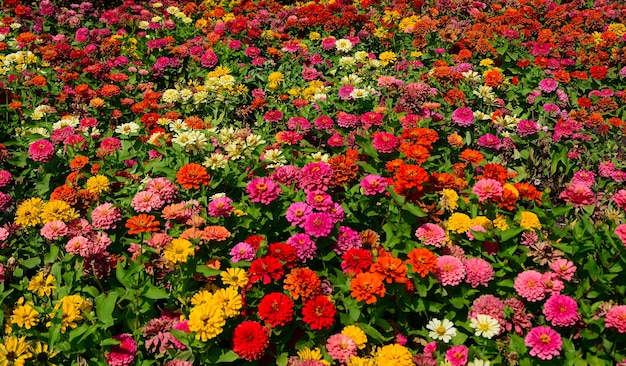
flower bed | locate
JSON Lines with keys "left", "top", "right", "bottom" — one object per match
{"left": 1, "top": 0, "right": 626, "bottom": 365}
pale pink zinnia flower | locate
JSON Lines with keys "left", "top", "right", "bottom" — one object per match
{"left": 559, "top": 182, "right": 595, "bottom": 207}
{"left": 514, "top": 270, "right": 546, "bottom": 302}
{"left": 66, "top": 235, "right": 89, "bottom": 256}
{"left": 91, "top": 203, "right": 122, "bottom": 230}
{"left": 451, "top": 107, "right": 474, "bottom": 127}
{"left": 472, "top": 179, "right": 504, "bottom": 203}
{"left": 105, "top": 334, "right": 137, "bottom": 366}
{"left": 40, "top": 221, "right": 68, "bottom": 241}
{"left": 326, "top": 333, "right": 357, "bottom": 364}
{"left": 524, "top": 326, "right": 562, "bottom": 360}
{"left": 436, "top": 255, "right": 466, "bottom": 286}
{"left": 549, "top": 259, "right": 576, "bottom": 281}
{"left": 613, "top": 189, "right": 626, "bottom": 210}
{"left": 415, "top": 223, "right": 446, "bottom": 247}
{"left": 571, "top": 170, "right": 596, "bottom": 187}
{"left": 543, "top": 294, "right": 579, "bottom": 327}
{"left": 541, "top": 272, "right": 564, "bottom": 295}
{"left": 146, "top": 177, "right": 178, "bottom": 204}
{"left": 463, "top": 257, "right": 494, "bottom": 288}
{"left": 131, "top": 190, "right": 164, "bottom": 213}
{"left": 605, "top": 305, "right": 626, "bottom": 333}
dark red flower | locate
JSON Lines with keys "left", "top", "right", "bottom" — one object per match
{"left": 258, "top": 292, "right": 294, "bottom": 327}
{"left": 302, "top": 295, "right": 336, "bottom": 330}
{"left": 232, "top": 321, "right": 270, "bottom": 361}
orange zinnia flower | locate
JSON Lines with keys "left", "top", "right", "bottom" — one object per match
{"left": 202, "top": 226, "right": 231, "bottom": 241}
{"left": 126, "top": 214, "right": 160, "bottom": 235}
{"left": 283, "top": 267, "right": 321, "bottom": 301}
{"left": 406, "top": 248, "right": 437, "bottom": 278}
{"left": 371, "top": 254, "right": 408, "bottom": 284}
{"left": 69, "top": 155, "right": 89, "bottom": 171}
{"left": 350, "top": 272, "right": 386, "bottom": 304}
{"left": 176, "top": 163, "right": 211, "bottom": 189}
{"left": 459, "top": 149, "right": 484, "bottom": 165}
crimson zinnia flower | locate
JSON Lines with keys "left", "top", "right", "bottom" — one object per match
{"left": 257, "top": 292, "right": 294, "bottom": 327}
{"left": 232, "top": 321, "right": 270, "bottom": 361}
{"left": 302, "top": 295, "right": 336, "bottom": 330}
{"left": 248, "top": 256, "right": 284, "bottom": 285}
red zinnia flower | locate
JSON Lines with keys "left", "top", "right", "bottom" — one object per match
{"left": 258, "top": 292, "right": 294, "bottom": 327}
{"left": 232, "top": 321, "right": 270, "bottom": 361}
{"left": 302, "top": 295, "right": 336, "bottom": 330}
{"left": 341, "top": 248, "right": 373, "bottom": 275}
{"left": 249, "top": 256, "right": 284, "bottom": 285}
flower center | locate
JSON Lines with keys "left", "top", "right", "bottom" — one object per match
{"left": 540, "top": 334, "right": 551, "bottom": 344}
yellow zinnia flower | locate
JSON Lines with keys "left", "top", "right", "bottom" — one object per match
{"left": 213, "top": 287, "right": 242, "bottom": 318}
{"left": 86, "top": 175, "right": 109, "bottom": 194}
{"left": 27, "top": 272, "right": 56, "bottom": 297}
{"left": 374, "top": 344, "right": 413, "bottom": 366}
{"left": 440, "top": 189, "right": 459, "bottom": 212}
{"left": 446, "top": 213, "right": 473, "bottom": 234}
{"left": 30, "top": 342, "right": 59, "bottom": 366}
{"left": 341, "top": 325, "right": 367, "bottom": 349}
{"left": 188, "top": 304, "right": 225, "bottom": 341}
{"left": 493, "top": 214, "right": 509, "bottom": 231}
{"left": 0, "top": 336, "right": 32, "bottom": 366}
{"left": 220, "top": 268, "right": 248, "bottom": 288}
{"left": 267, "top": 71, "right": 284, "bottom": 89}
{"left": 163, "top": 238, "right": 195, "bottom": 266}
{"left": 379, "top": 51, "right": 397, "bottom": 66}
{"left": 11, "top": 303, "right": 39, "bottom": 329}
{"left": 15, "top": 197, "right": 45, "bottom": 227}
{"left": 519, "top": 211, "right": 542, "bottom": 230}
{"left": 40, "top": 200, "right": 78, "bottom": 224}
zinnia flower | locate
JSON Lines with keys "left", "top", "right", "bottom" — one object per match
{"left": 472, "top": 179, "right": 504, "bottom": 203}
{"left": 0, "top": 337, "right": 32, "bottom": 366}
{"left": 464, "top": 257, "right": 494, "bottom": 288}
{"left": 543, "top": 294, "right": 579, "bottom": 327}
{"left": 374, "top": 344, "right": 413, "bottom": 366}
{"left": 232, "top": 321, "right": 270, "bottom": 361}
{"left": 350, "top": 272, "right": 386, "bottom": 304}
{"left": 415, "top": 223, "right": 447, "bottom": 247}
{"left": 163, "top": 238, "right": 195, "bottom": 266}
{"left": 29, "top": 139, "right": 55, "bottom": 162}
{"left": 326, "top": 334, "right": 357, "bottom": 364}
{"left": 524, "top": 326, "right": 562, "bottom": 360}
{"left": 258, "top": 292, "right": 294, "bottom": 327}
{"left": 247, "top": 177, "right": 281, "bottom": 205}
{"left": 436, "top": 255, "right": 466, "bottom": 286}
{"left": 426, "top": 318, "right": 456, "bottom": 343}
{"left": 446, "top": 345, "right": 468, "bottom": 366}
{"left": 105, "top": 334, "right": 137, "bottom": 366}
{"left": 514, "top": 270, "right": 546, "bottom": 302}
{"left": 469, "top": 314, "right": 501, "bottom": 339}
{"left": 302, "top": 295, "right": 336, "bottom": 330}
{"left": 605, "top": 305, "right": 626, "bottom": 333}
{"left": 125, "top": 214, "right": 160, "bottom": 235}
{"left": 188, "top": 304, "right": 225, "bottom": 341}
{"left": 451, "top": 107, "right": 474, "bottom": 127}
{"left": 176, "top": 163, "right": 211, "bottom": 189}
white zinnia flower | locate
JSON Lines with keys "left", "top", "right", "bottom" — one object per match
{"left": 426, "top": 318, "right": 456, "bottom": 343}
{"left": 469, "top": 314, "right": 501, "bottom": 339}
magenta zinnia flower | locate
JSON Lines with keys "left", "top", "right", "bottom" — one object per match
{"left": 436, "top": 255, "right": 466, "bottom": 286}
{"left": 543, "top": 294, "right": 579, "bottom": 327}
{"left": 538, "top": 78, "right": 558, "bottom": 93}
{"left": 247, "top": 177, "right": 281, "bottom": 205}
{"left": 286, "top": 233, "right": 317, "bottom": 262}
{"left": 445, "top": 345, "right": 468, "bottom": 366}
{"left": 559, "top": 182, "right": 595, "bottom": 207}
{"left": 105, "top": 334, "right": 137, "bottom": 366}
{"left": 451, "top": 107, "right": 474, "bottom": 127}
{"left": 285, "top": 202, "right": 313, "bottom": 228}
{"left": 524, "top": 326, "right": 562, "bottom": 360}
{"left": 29, "top": 139, "right": 55, "bottom": 162}
{"left": 303, "top": 212, "right": 334, "bottom": 238}
{"left": 514, "top": 270, "right": 546, "bottom": 302}
{"left": 360, "top": 174, "right": 388, "bottom": 195}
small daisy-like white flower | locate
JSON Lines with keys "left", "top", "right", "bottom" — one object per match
{"left": 426, "top": 318, "right": 456, "bottom": 343}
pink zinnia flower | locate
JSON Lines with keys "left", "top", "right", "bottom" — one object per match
{"left": 337, "top": 113, "right": 359, "bottom": 128}
{"left": 360, "top": 174, "right": 388, "bottom": 195}
{"left": 91, "top": 203, "right": 122, "bottom": 230}
{"left": 445, "top": 345, "right": 468, "bottom": 366}
{"left": 208, "top": 196, "right": 234, "bottom": 218}
{"left": 131, "top": 190, "right": 164, "bottom": 212}
{"left": 571, "top": 170, "right": 596, "bottom": 187}
{"left": 599, "top": 161, "right": 616, "bottom": 177}
{"left": 326, "top": 333, "right": 357, "bottom": 364}
{"left": 105, "top": 334, "right": 137, "bottom": 366}
{"left": 559, "top": 182, "right": 595, "bottom": 207}
{"left": 371, "top": 132, "right": 399, "bottom": 153}
{"left": 524, "top": 326, "right": 562, "bottom": 360}
{"left": 230, "top": 242, "right": 256, "bottom": 262}
{"left": 334, "top": 226, "right": 362, "bottom": 255}
{"left": 66, "top": 235, "right": 89, "bottom": 256}
{"left": 303, "top": 212, "right": 334, "bottom": 238}
{"left": 615, "top": 224, "right": 626, "bottom": 246}
{"left": 605, "top": 305, "right": 626, "bottom": 333}
{"left": 550, "top": 259, "right": 576, "bottom": 281}
{"left": 476, "top": 134, "right": 501, "bottom": 149}
{"left": 436, "top": 255, "right": 466, "bottom": 286}
{"left": 306, "top": 191, "right": 334, "bottom": 210}
{"left": 285, "top": 202, "right": 313, "bottom": 228}
{"left": 146, "top": 177, "right": 178, "bottom": 204}
{"left": 0, "top": 192, "right": 12, "bottom": 211}
{"left": 613, "top": 189, "right": 626, "bottom": 210}
{"left": 469, "top": 295, "right": 506, "bottom": 332}
{"left": 514, "top": 270, "right": 546, "bottom": 302}
{"left": 451, "top": 107, "right": 474, "bottom": 127}
{"left": 40, "top": 221, "right": 68, "bottom": 241}
{"left": 543, "top": 294, "right": 579, "bottom": 327}
{"left": 415, "top": 223, "right": 446, "bottom": 247}
{"left": 29, "top": 139, "right": 55, "bottom": 162}
{"left": 286, "top": 233, "right": 317, "bottom": 262}
{"left": 147, "top": 233, "right": 172, "bottom": 249}
{"left": 247, "top": 177, "right": 281, "bottom": 205}
{"left": 338, "top": 85, "right": 354, "bottom": 100}
{"left": 538, "top": 78, "right": 558, "bottom": 93}
{"left": 504, "top": 298, "right": 533, "bottom": 335}
{"left": 0, "top": 170, "right": 12, "bottom": 188}
{"left": 472, "top": 179, "right": 504, "bottom": 203}
{"left": 298, "top": 162, "right": 334, "bottom": 193}
{"left": 463, "top": 257, "right": 494, "bottom": 288}
{"left": 541, "top": 272, "right": 564, "bottom": 295}
{"left": 516, "top": 119, "right": 539, "bottom": 137}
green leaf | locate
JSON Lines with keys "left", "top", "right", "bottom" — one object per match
{"left": 142, "top": 285, "right": 168, "bottom": 300}
{"left": 196, "top": 265, "right": 222, "bottom": 278}
{"left": 100, "top": 338, "right": 121, "bottom": 346}
{"left": 95, "top": 292, "right": 118, "bottom": 328}
{"left": 44, "top": 246, "right": 59, "bottom": 264}
{"left": 403, "top": 202, "right": 427, "bottom": 218}
{"left": 21, "top": 257, "right": 41, "bottom": 269}
{"left": 500, "top": 227, "right": 523, "bottom": 242}
{"left": 216, "top": 351, "right": 239, "bottom": 363}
